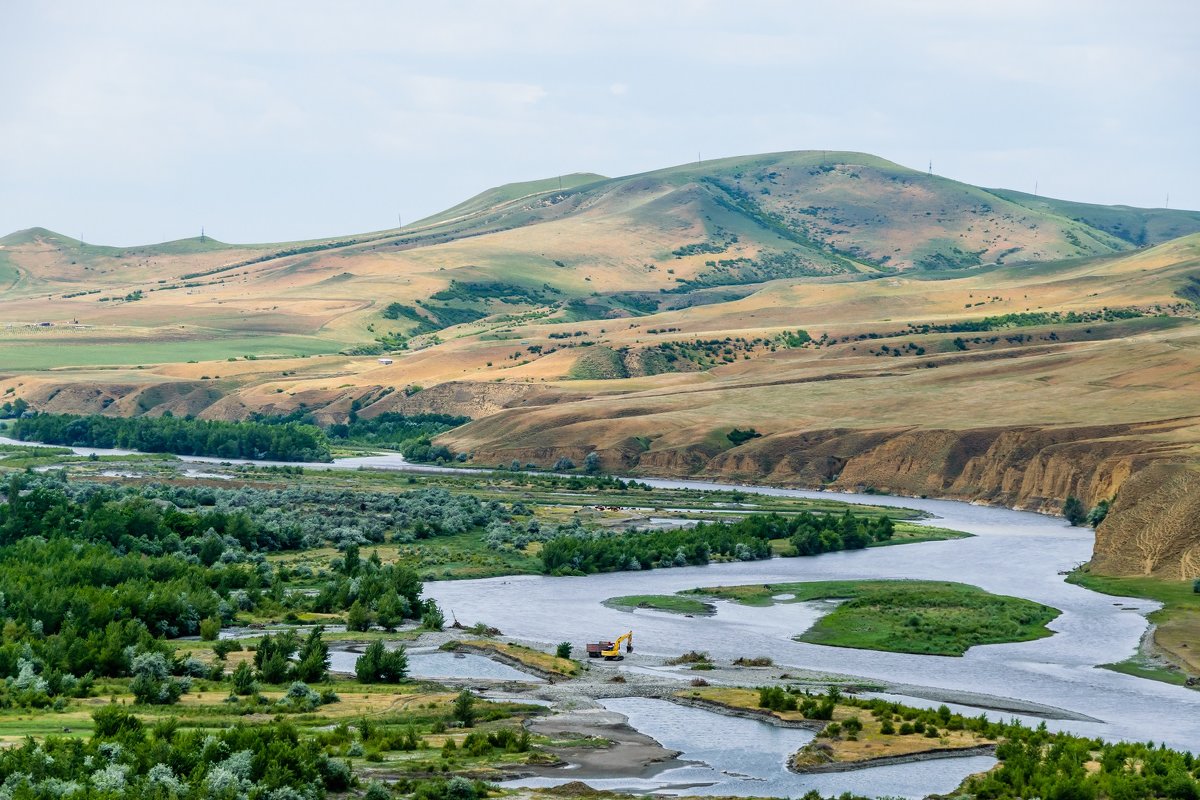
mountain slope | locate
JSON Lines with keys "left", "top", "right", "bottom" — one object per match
{"left": 3, "top": 151, "right": 1200, "bottom": 584}
{"left": 988, "top": 189, "right": 1200, "bottom": 248}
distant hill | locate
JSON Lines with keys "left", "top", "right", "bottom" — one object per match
{"left": 987, "top": 188, "right": 1200, "bottom": 247}
{"left": 4, "top": 151, "right": 1200, "bottom": 582}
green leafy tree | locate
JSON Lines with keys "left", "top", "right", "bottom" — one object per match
{"left": 346, "top": 599, "right": 373, "bottom": 632}
{"left": 343, "top": 544, "right": 361, "bottom": 576}
{"left": 231, "top": 661, "right": 256, "bottom": 695}
{"left": 293, "top": 627, "right": 330, "bottom": 683}
{"left": 1063, "top": 495, "right": 1088, "bottom": 526}
{"left": 355, "top": 640, "right": 408, "bottom": 683}
{"left": 255, "top": 630, "right": 299, "bottom": 684}
{"left": 452, "top": 689, "right": 477, "bottom": 728}
{"left": 421, "top": 601, "right": 445, "bottom": 631}
{"left": 555, "top": 642, "right": 572, "bottom": 659}
{"left": 376, "top": 591, "right": 408, "bottom": 632}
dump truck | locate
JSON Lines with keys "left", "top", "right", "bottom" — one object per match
{"left": 586, "top": 631, "right": 633, "bottom": 661}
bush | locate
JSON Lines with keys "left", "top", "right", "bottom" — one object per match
{"left": 364, "top": 781, "right": 392, "bottom": 800}
{"left": 757, "top": 685, "right": 798, "bottom": 712}
{"left": 727, "top": 428, "right": 762, "bottom": 446}
{"left": 665, "top": 651, "right": 710, "bottom": 665}
{"left": 1062, "top": 495, "right": 1087, "bottom": 526}
{"left": 212, "top": 639, "right": 242, "bottom": 660}
{"left": 555, "top": 641, "right": 572, "bottom": 659}
{"left": 199, "top": 617, "right": 221, "bottom": 641}
{"left": 733, "top": 656, "right": 773, "bottom": 667}
{"left": 279, "top": 681, "right": 322, "bottom": 711}
{"left": 129, "top": 652, "right": 189, "bottom": 705}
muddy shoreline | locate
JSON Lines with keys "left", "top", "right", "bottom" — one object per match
{"left": 788, "top": 744, "right": 999, "bottom": 774}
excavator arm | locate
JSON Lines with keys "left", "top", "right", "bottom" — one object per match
{"left": 601, "top": 631, "right": 633, "bottom": 659}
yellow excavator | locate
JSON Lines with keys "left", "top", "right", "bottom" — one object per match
{"left": 586, "top": 631, "right": 634, "bottom": 661}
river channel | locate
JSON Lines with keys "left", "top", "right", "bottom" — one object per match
{"left": 4, "top": 438, "right": 1197, "bottom": 771}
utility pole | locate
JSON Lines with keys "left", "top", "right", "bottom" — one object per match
{"left": 200, "top": 226, "right": 205, "bottom": 243}
{"left": 928, "top": 160, "right": 933, "bottom": 176}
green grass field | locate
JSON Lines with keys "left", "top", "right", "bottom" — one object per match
{"left": 604, "top": 594, "right": 714, "bottom": 615}
{"left": 0, "top": 334, "right": 342, "bottom": 370}
{"left": 689, "top": 580, "right": 1060, "bottom": 656}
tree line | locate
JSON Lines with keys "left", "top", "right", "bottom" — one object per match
{"left": 539, "top": 510, "right": 895, "bottom": 575}
{"left": 13, "top": 412, "right": 332, "bottom": 462}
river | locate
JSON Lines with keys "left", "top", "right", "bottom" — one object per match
{"left": 4, "top": 439, "right": 1197, "bottom": 759}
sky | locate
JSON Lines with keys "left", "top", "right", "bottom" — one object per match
{"left": 2, "top": 1, "right": 1197, "bottom": 246}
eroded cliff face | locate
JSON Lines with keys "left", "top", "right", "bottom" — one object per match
{"left": 11, "top": 378, "right": 1198, "bottom": 580}
{"left": 1091, "top": 464, "right": 1200, "bottom": 579}
{"left": 456, "top": 417, "right": 1200, "bottom": 578}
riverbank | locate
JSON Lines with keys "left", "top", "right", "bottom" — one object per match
{"left": 1068, "top": 569, "right": 1200, "bottom": 685}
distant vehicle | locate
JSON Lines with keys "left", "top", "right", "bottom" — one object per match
{"left": 586, "top": 631, "right": 633, "bottom": 661}
{"left": 378, "top": 358, "right": 394, "bottom": 365}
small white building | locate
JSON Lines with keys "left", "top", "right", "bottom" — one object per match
{"left": 378, "top": 358, "right": 394, "bottom": 366}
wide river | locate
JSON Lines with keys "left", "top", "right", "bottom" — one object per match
{"left": 4, "top": 438, "right": 1197, "bottom": 757}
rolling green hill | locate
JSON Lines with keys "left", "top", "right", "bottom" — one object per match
{"left": 988, "top": 188, "right": 1200, "bottom": 248}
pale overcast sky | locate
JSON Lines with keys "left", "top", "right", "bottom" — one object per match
{"left": 3, "top": 1, "right": 1197, "bottom": 245}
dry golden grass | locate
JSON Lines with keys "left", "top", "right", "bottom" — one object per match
{"left": 456, "top": 640, "right": 579, "bottom": 677}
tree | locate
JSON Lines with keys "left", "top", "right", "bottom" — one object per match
{"left": 293, "top": 627, "right": 330, "bottom": 683}
{"left": 1062, "top": 496, "right": 1087, "bottom": 526}
{"left": 421, "top": 601, "right": 445, "bottom": 631}
{"left": 555, "top": 642, "right": 572, "bottom": 659}
{"left": 254, "top": 630, "right": 299, "bottom": 684}
{"left": 552, "top": 457, "right": 575, "bottom": 471}
{"left": 583, "top": 452, "right": 600, "bottom": 475}
{"left": 452, "top": 689, "right": 477, "bottom": 727}
{"left": 355, "top": 640, "right": 408, "bottom": 683}
{"left": 346, "top": 599, "right": 372, "bottom": 632}
{"left": 376, "top": 591, "right": 408, "bottom": 632}
{"left": 343, "top": 544, "right": 361, "bottom": 576}
{"left": 231, "top": 661, "right": 256, "bottom": 695}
